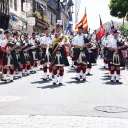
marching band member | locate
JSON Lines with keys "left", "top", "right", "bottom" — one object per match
{"left": 72, "top": 26, "right": 89, "bottom": 81}
{"left": 40, "top": 26, "right": 53, "bottom": 80}
{"left": 107, "top": 29, "right": 126, "bottom": 82}
{"left": 1, "top": 30, "right": 19, "bottom": 82}
{"left": 102, "top": 32, "right": 109, "bottom": 69}
{"left": 51, "top": 24, "right": 69, "bottom": 85}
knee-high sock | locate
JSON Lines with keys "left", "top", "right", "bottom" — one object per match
{"left": 10, "top": 69, "right": 14, "bottom": 80}
{"left": 76, "top": 67, "right": 81, "bottom": 79}
{"left": 110, "top": 69, "right": 115, "bottom": 81}
{"left": 53, "top": 69, "right": 58, "bottom": 83}
{"left": 43, "top": 66, "right": 47, "bottom": 79}
{"left": 49, "top": 65, "right": 52, "bottom": 73}
{"left": 116, "top": 70, "right": 120, "bottom": 81}
{"left": 35, "top": 62, "right": 38, "bottom": 67}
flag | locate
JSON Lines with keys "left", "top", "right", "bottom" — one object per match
{"left": 74, "top": 8, "right": 88, "bottom": 31}
{"left": 68, "top": 0, "right": 74, "bottom": 6}
{"left": 96, "top": 15, "right": 105, "bottom": 40}
{"left": 66, "top": 15, "right": 73, "bottom": 34}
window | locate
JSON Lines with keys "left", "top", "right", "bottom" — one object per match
{"left": 14, "top": 0, "right": 17, "bottom": 11}
{"left": 10, "top": 0, "right": 13, "bottom": 8}
{"left": 21, "top": 0, "right": 25, "bottom": 12}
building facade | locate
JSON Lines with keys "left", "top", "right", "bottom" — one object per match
{"left": 9, "top": 0, "right": 27, "bottom": 32}
{"left": 0, "top": 0, "right": 9, "bottom": 30}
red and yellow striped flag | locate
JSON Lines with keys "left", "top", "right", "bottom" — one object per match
{"left": 75, "top": 9, "right": 88, "bottom": 31}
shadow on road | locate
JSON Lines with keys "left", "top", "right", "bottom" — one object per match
{"left": 31, "top": 80, "right": 49, "bottom": 84}
{"left": 98, "top": 67, "right": 107, "bottom": 71}
{"left": 37, "top": 84, "right": 65, "bottom": 89}
{"left": 103, "top": 81, "right": 123, "bottom": 85}
{"left": 66, "top": 80, "right": 87, "bottom": 84}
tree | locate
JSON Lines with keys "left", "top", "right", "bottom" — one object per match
{"left": 109, "top": 0, "right": 128, "bottom": 19}
{"left": 118, "top": 24, "right": 128, "bottom": 36}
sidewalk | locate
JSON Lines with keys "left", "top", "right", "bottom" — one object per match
{"left": 0, "top": 115, "right": 128, "bottom": 128}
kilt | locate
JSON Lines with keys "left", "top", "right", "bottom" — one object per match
{"left": 107, "top": 50, "right": 125, "bottom": 67}
{"left": 89, "top": 51, "right": 96, "bottom": 64}
{"left": 52, "top": 47, "right": 69, "bottom": 66}
{"left": 19, "top": 51, "right": 27, "bottom": 64}
{"left": 35, "top": 47, "right": 41, "bottom": 60}
{"left": 3, "top": 53, "right": 13, "bottom": 66}
{"left": 73, "top": 48, "right": 88, "bottom": 66}
{"left": 103, "top": 47, "right": 108, "bottom": 57}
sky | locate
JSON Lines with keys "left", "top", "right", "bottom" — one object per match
{"left": 73, "top": 0, "right": 123, "bottom": 30}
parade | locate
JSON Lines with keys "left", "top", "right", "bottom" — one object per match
{"left": 0, "top": 20, "right": 128, "bottom": 84}
{"left": 1, "top": 0, "right": 128, "bottom": 128}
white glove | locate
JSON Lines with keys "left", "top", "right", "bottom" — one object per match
{"left": 59, "top": 41, "right": 64, "bottom": 46}
{"left": 46, "top": 44, "right": 49, "bottom": 55}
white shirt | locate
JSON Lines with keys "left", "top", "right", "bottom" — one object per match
{"left": 40, "top": 36, "right": 52, "bottom": 45}
{"left": 72, "top": 34, "right": 84, "bottom": 46}
{"left": 107, "top": 34, "right": 114, "bottom": 42}
{"left": 107, "top": 38, "right": 117, "bottom": 49}
{"left": 102, "top": 38, "right": 109, "bottom": 47}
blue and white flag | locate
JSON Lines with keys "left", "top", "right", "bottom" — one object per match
{"left": 66, "top": 15, "right": 73, "bottom": 34}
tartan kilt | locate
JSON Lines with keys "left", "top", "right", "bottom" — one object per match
{"left": 19, "top": 51, "right": 27, "bottom": 64}
{"left": 107, "top": 50, "right": 125, "bottom": 67}
{"left": 35, "top": 47, "right": 41, "bottom": 60}
{"left": 44, "top": 48, "right": 52, "bottom": 64}
{"left": 52, "top": 47, "right": 69, "bottom": 66}
{"left": 73, "top": 48, "right": 88, "bottom": 66}
{"left": 3, "top": 53, "right": 13, "bottom": 66}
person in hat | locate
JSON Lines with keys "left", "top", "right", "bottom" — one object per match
{"left": 51, "top": 24, "right": 69, "bottom": 85}
{"left": 72, "top": 25, "right": 90, "bottom": 81}
{"left": 28, "top": 32, "right": 40, "bottom": 72}
{"left": 0, "top": 29, "right": 4, "bottom": 69}
{"left": 107, "top": 29, "right": 126, "bottom": 82}
{"left": 101, "top": 32, "right": 109, "bottom": 69}
{"left": 40, "top": 26, "right": 53, "bottom": 80}
{"left": 1, "top": 30, "right": 19, "bottom": 82}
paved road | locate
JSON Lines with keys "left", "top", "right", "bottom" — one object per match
{"left": 0, "top": 58, "right": 128, "bottom": 120}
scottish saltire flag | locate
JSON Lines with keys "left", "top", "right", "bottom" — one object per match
{"left": 66, "top": 15, "right": 73, "bottom": 34}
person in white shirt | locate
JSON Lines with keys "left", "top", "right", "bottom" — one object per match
{"left": 40, "top": 26, "right": 53, "bottom": 80}
{"left": 51, "top": 24, "right": 69, "bottom": 85}
{"left": 72, "top": 26, "right": 89, "bottom": 81}
{"left": 107, "top": 29, "right": 126, "bottom": 82}
{"left": 102, "top": 32, "right": 109, "bottom": 69}
{"left": 1, "top": 30, "right": 19, "bottom": 82}
{"left": 0, "top": 29, "right": 4, "bottom": 68}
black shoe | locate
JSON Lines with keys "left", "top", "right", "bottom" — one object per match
{"left": 116, "top": 80, "right": 119, "bottom": 82}
{"left": 111, "top": 80, "right": 114, "bottom": 82}
{"left": 1, "top": 79, "right": 7, "bottom": 82}
{"left": 75, "top": 77, "right": 80, "bottom": 81}
{"left": 82, "top": 78, "right": 86, "bottom": 81}
{"left": 10, "top": 80, "right": 13, "bottom": 82}
{"left": 43, "top": 78, "right": 47, "bottom": 81}
{"left": 86, "top": 73, "right": 91, "bottom": 76}
{"left": 59, "top": 83, "right": 62, "bottom": 85}
{"left": 53, "top": 82, "right": 56, "bottom": 85}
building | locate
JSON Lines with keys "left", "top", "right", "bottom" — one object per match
{"left": 47, "top": 0, "right": 58, "bottom": 29}
{"left": 0, "top": 0, "right": 9, "bottom": 30}
{"left": 33, "top": 0, "right": 50, "bottom": 33}
{"left": 9, "top": 0, "right": 27, "bottom": 32}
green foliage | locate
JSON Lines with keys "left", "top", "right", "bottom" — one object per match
{"left": 109, "top": 0, "right": 128, "bottom": 19}
{"left": 118, "top": 24, "right": 128, "bottom": 36}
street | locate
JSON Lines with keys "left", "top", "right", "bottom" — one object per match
{"left": 0, "top": 58, "right": 128, "bottom": 118}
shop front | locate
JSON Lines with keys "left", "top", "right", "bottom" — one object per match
{"left": 9, "top": 15, "right": 27, "bottom": 33}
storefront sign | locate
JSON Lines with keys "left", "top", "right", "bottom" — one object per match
{"left": 27, "top": 17, "right": 35, "bottom": 26}
{"left": 23, "top": 2, "right": 31, "bottom": 12}
{"left": 57, "top": 20, "right": 63, "bottom": 25}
